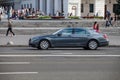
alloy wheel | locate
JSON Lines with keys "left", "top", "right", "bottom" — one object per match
{"left": 88, "top": 40, "right": 98, "bottom": 50}
{"left": 39, "top": 40, "right": 49, "bottom": 50}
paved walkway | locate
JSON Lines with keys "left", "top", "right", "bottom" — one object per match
{"left": 0, "top": 26, "right": 120, "bottom": 46}
{"left": 0, "top": 34, "right": 120, "bottom": 47}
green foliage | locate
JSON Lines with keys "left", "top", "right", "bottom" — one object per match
{"left": 38, "top": 16, "right": 51, "bottom": 19}
{"left": 68, "top": 16, "right": 80, "bottom": 19}
{"left": 94, "top": 16, "right": 104, "bottom": 19}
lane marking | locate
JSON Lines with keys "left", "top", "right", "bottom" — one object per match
{"left": 0, "top": 72, "right": 38, "bottom": 75}
{"left": 61, "top": 53, "right": 73, "bottom": 54}
{"left": 0, "top": 62, "right": 30, "bottom": 64}
{"left": 0, "top": 55, "right": 120, "bottom": 57}
{"left": 52, "top": 53, "right": 73, "bottom": 55}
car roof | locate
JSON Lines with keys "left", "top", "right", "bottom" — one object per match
{"left": 64, "top": 27, "right": 89, "bottom": 30}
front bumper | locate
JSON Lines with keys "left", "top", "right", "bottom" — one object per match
{"left": 29, "top": 39, "right": 39, "bottom": 48}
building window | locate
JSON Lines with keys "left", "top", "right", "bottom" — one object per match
{"left": 89, "top": 4, "right": 94, "bottom": 13}
{"left": 45, "top": 0, "right": 47, "bottom": 13}
{"left": 27, "top": 4, "right": 29, "bottom": 8}
{"left": 24, "top": 4, "right": 26, "bottom": 8}
{"left": 38, "top": 0, "right": 40, "bottom": 10}
{"left": 81, "top": 3, "right": 84, "bottom": 13}
{"left": 113, "top": 4, "right": 120, "bottom": 13}
{"left": 21, "top": 4, "right": 23, "bottom": 9}
{"left": 30, "top": 3, "right": 32, "bottom": 8}
{"left": 61, "top": 0, "right": 63, "bottom": 12}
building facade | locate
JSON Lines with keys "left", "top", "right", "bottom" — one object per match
{"left": 1, "top": 0, "right": 117, "bottom": 18}
{"left": 13, "top": 0, "right": 21, "bottom": 10}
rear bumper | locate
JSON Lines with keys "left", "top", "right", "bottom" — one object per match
{"left": 99, "top": 41, "right": 109, "bottom": 47}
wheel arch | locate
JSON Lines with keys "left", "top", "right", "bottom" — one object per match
{"left": 87, "top": 39, "right": 100, "bottom": 46}
{"left": 85, "top": 39, "right": 100, "bottom": 50}
{"left": 38, "top": 39, "right": 52, "bottom": 49}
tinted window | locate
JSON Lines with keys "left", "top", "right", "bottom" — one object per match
{"left": 61, "top": 29, "right": 73, "bottom": 36}
{"left": 88, "top": 29, "right": 99, "bottom": 34}
{"left": 74, "top": 29, "right": 86, "bottom": 35}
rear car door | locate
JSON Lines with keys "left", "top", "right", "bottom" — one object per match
{"left": 71, "top": 28, "right": 89, "bottom": 46}
{"left": 51, "top": 28, "right": 74, "bottom": 47}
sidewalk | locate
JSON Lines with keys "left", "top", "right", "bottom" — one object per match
{"left": 0, "top": 34, "right": 120, "bottom": 47}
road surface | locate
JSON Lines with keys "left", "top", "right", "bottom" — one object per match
{"left": 0, "top": 47, "right": 120, "bottom": 80}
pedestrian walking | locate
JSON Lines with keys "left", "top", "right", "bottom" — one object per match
{"left": 93, "top": 21, "right": 100, "bottom": 33}
{"left": 106, "top": 17, "right": 113, "bottom": 27}
{"left": 6, "top": 19, "right": 15, "bottom": 36}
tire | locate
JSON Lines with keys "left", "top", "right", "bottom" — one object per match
{"left": 39, "top": 40, "right": 49, "bottom": 50}
{"left": 87, "top": 40, "right": 98, "bottom": 50}
{"left": 83, "top": 47, "right": 89, "bottom": 50}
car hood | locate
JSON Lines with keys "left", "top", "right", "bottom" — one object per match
{"left": 32, "top": 34, "right": 54, "bottom": 39}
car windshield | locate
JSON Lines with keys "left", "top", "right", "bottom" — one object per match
{"left": 52, "top": 29, "right": 63, "bottom": 35}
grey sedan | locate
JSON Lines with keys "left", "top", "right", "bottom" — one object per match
{"left": 29, "top": 28, "right": 109, "bottom": 50}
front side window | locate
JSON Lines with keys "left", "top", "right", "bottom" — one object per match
{"left": 60, "top": 29, "right": 73, "bottom": 37}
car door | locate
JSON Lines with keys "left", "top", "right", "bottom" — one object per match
{"left": 51, "top": 28, "right": 74, "bottom": 47}
{"left": 71, "top": 28, "right": 89, "bottom": 46}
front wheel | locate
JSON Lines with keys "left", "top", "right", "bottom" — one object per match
{"left": 38, "top": 40, "right": 50, "bottom": 50}
{"left": 87, "top": 40, "right": 98, "bottom": 50}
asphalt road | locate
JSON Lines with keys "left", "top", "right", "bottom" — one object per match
{"left": 0, "top": 47, "right": 120, "bottom": 80}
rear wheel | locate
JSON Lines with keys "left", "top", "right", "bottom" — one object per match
{"left": 87, "top": 40, "right": 98, "bottom": 50}
{"left": 83, "top": 47, "right": 89, "bottom": 50}
{"left": 38, "top": 40, "right": 50, "bottom": 50}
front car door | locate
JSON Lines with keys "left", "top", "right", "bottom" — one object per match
{"left": 51, "top": 28, "right": 74, "bottom": 47}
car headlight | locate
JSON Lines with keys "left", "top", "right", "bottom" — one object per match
{"left": 31, "top": 37, "right": 40, "bottom": 43}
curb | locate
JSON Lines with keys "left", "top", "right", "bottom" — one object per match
{"left": 0, "top": 45, "right": 28, "bottom": 47}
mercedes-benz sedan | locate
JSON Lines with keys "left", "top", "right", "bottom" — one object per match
{"left": 29, "top": 28, "right": 109, "bottom": 50}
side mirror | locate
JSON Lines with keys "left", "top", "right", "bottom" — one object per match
{"left": 57, "top": 33, "right": 62, "bottom": 36}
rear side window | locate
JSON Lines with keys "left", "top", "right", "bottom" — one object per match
{"left": 88, "top": 29, "right": 99, "bottom": 34}
{"left": 74, "top": 29, "right": 86, "bottom": 35}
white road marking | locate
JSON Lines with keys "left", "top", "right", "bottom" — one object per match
{"left": 0, "top": 72, "right": 38, "bottom": 75}
{"left": 52, "top": 53, "right": 73, "bottom": 54}
{"left": 0, "top": 62, "right": 30, "bottom": 64}
{"left": 61, "top": 53, "right": 73, "bottom": 54}
{"left": 0, "top": 55, "right": 120, "bottom": 57}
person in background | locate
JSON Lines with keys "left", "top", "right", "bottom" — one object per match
{"left": 6, "top": 19, "right": 15, "bottom": 36}
{"left": 0, "top": 14, "right": 1, "bottom": 21}
{"left": 93, "top": 21, "right": 100, "bottom": 33}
